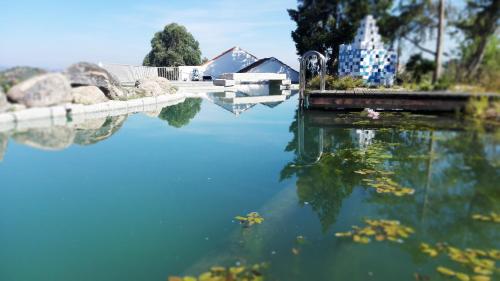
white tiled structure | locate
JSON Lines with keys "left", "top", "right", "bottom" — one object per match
{"left": 339, "top": 15, "right": 397, "bottom": 87}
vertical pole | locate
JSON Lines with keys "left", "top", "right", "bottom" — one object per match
{"left": 299, "top": 59, "right": 306, "bottom": 107}
{"left": 320, "top": 58, "right": 326, "bottom": 92}
{"left": 433, "top": 0, "right": 445, "bottom": 84}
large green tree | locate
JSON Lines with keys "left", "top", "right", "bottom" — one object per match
{"left": 454, "top": 0, "right": 500, "bottom": 78}
{"left": 143, "top": 23, "right": 202, "bottom": 67}
{"left": 288, "top": 0, "right": 394, "bottom": 73}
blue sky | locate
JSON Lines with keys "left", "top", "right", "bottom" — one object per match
{"left": 0, "top": 0, "right": 298, "bottom": 70}
{"left": 0, "top": 0, "right": 463, "bottom": 70}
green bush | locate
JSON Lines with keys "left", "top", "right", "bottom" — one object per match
{"left": 308, "top": 75, "right": 365, "bottom": 90}
{"left": 465, "top": 96, "right": 493, "bottom": 119}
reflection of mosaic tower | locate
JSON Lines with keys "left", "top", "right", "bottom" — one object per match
{"left": 338, "top": 15, "right": 397, "bottom": 86}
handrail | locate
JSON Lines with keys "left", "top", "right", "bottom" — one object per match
{"left": 299, "top": 51, "right": 327, "bottom": 107}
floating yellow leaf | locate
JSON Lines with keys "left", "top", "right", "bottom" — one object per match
{"left": 473, "top": 267, "right": 492, "bottom": 275}
{"left": 171, "top": 263, "right": 268, "bottom": 281}
{"left": 234, "top": 212, "right": 264, "bottom": 228}
{"left": 472, "top": 212, "right": 500, "bottom": 223}
{"left": 421, "top": 242, "right": 499, "bottom": 281}
{"left": 336, "top": 219, "right": 413, "bottom": 244}
{"left": 437, "top": 266, "right": 456, "bottom": 276}
{"left": 335, "top": 232, "right": 352, "bottom": 237}
{"left": 471, "top": 275, "right": 490, "bottom": 281}
{"left": 420, "top": 243, "right": 439, "bottom": 257}
{"left": 456, "top": 272, "right": 470, "bottom": 281}
{"left": 229, "top": 266, "right": 245, "bottom": 275}
{"left": 488, "top": 250, "right": 500, "bottom": 259}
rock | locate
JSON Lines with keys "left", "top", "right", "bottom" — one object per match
{"left": 72, "top": 86, "right": 109, "bottom": 105}
{"left": 485, "top": 108, "right": 498, "bottom": 120}
{"left": 0, "top": 66, "right": 46, "bottom": 92}
{"left": 73, "top": 115, "right": 127, "bottom": 145}
{"left": 64, "top": 62, "right": 126, "bottom": 100}
{"left": 9, "top": 103, "right": 27, "bottom": 112}
{"left": 13, "top": 126, "right": 75, "bottom": 151}
{"left": 135, "top": 77, "right": 176, "bottom": 97}
{"left": 0, "top": 87, "right": 9, "bottom": 112}
{"left": 7, "top": 73, "right": 73, "bottom": 107}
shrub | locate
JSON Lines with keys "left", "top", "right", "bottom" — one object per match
{"left": 308, "top": 75, "right": 365, "bottom": 90}
{"left": 465, "top": 96, "right": 494, "bottom": 119}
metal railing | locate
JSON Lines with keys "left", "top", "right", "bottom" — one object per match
{"left": 100, "top": 63, "right": 180, "bottom": 86}
{"left": 157, "top": 67, "right": 180, "bottom": 81}
{"left": 299, "top": 51, "right": 326, "bottom": 107}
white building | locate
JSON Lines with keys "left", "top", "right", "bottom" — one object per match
{"left": 201, "top": 46, "right": 258, "bottom": 80}
{"left": 237, "top": 57, "right": 299, "bottom": 83}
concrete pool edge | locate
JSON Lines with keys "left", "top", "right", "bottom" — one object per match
{"left": 0, "top": 93, "right": 189, "bottom": 133}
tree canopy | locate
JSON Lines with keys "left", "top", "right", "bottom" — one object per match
{"left": 288, "top": 0, "right": 394, "bottom": 73}
{"left": 143, "top": 23, "right": 202, "bottom": 67}
{"left": 454, "top": 0, "right": 500, "bottom": 78}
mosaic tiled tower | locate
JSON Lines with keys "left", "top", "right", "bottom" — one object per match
{"left": 338, "top": 15, "right": 397, "bottom": 87}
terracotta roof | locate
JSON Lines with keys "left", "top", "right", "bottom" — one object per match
{"left": 237, "top": 57, "right": 298, "bottom": 73}
{"left": 201, "top": 46, "right": 258, "bottom": 66}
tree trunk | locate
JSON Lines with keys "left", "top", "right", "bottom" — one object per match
{"left": 465, "top": 0, "right": 500, "bottom": 78}
{"left": 433, "top": 0, "right": 445, "bottom": 84}
{"left": 467, "top": 37, "right": 490, "bottom": 77}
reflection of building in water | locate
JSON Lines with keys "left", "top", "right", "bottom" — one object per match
{"left": 204, "top": 84, "right": 295, "bottom": 115}
{"left": 354, "top": 129, "right": 376, "bottom": 150}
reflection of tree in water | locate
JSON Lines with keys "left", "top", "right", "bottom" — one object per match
{"left": 282, "top": 110, "right": 500, "bottom": 243}
{"left": 159, "top": 98, "right": 202, "bottom": 128}
{"left": 362, "top": 128, "right": 500, "bottom": 267}
{"left": 281, "top": 110, "right": 367, "bottom": 232}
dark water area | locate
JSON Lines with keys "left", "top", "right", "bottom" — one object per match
{"left": 0, "top": 93, "right": 498, "bottom": 281}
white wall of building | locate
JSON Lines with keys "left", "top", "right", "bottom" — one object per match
{"left": 244, "top": 58, "right": 299, "bottom": 83}
{"left": 202, "top": 47, "right": 258, "bottom": 79}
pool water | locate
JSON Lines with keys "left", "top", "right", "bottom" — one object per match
{"left": 0, "top": 94, "right": 498, "bottom": 281}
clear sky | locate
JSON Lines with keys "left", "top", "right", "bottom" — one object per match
{"left": 0, "top": 0, "right": 464, "bottom": 71}
{"left": 0, "top": 0, "right": 298, "bottom": 70}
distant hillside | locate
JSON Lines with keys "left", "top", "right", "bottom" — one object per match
{"left": 0, "top": 66, "right": 46, "bottom": 92}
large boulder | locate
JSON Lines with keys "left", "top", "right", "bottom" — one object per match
{"left": 74, "top": 115, "right": 127, "bottom": 145}
{"left": 7, "top": 73, "right": 73, "bottom": 107}
{"left": 135, "top": 77, "right": 176, "bottom": 97}
{"left": 0, "top": 66, "right": 46, "bottom": 92}
{"left": 64, "top": 62, "right": 126, "bottom": 100}
{"left": 72, "top": 86, "right": 109, "bottom": 105}
{"left": 0, "top": 87, "right": 9, "bottom": 112}
{"left": 13, "top": 126, "right": 75, "bottom": 151}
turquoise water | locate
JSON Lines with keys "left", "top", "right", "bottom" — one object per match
{"left": 0, "top": 94, "right": 498, "bottom": 281}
